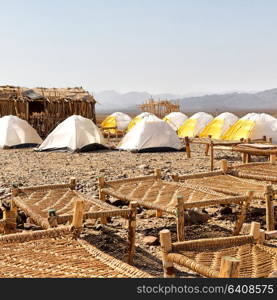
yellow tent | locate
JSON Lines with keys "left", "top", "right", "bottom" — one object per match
{"left": 101, "top": 112, "right": 131, "bottom": 134}
{"left": 178, "top": 112, "right": 213, "bottom": 138}
{"left": 199, "top": 112, "right": 238, "bottom": 139}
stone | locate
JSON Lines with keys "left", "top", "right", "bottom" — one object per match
{"left": 185, "top": 208, "right": 210, "bottom": 225}
{"left": 219, "top": 206, "right": 233, "bottom": 215}
{"left": 107, "top": 197, "right": 125, "bottom": 207}
{"left": 23, "top": 223, "right": 42, "bottom": 231}
{"left": 143, "top": 236, "right": 158, "bottom": 246}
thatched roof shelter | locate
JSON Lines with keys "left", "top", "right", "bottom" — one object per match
{"left": 0, "top": 85, "right": 96, "bottom": 137}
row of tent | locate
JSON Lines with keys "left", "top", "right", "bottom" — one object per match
{"left": 1, "top": 111, "right": 277, "bottom": 152}
{"left": 101, "top": 111, "right": 277, "bottom": 141}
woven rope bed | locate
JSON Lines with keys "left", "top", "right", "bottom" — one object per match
{"left": 99, "top": 170, "right": 251, "bottom": 241}
{"left": 160, "top": 222, "right": 277, "bottom": 278}
{"left": 0, "top": 227, "right": 151, "bottom": 278}
{"left": 7, "top": 179, "right": 132, "bottom": 229}
{"left": 172, "top": 160, "right": 277, "bottom": 232}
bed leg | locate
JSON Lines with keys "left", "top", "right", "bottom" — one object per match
{"left": 127, "top": 201, "right": 137, "bottom": 265}
{"left": 233, "top": 191, "right": 254, "bottom": 235}
{"left": 219, "top": 256, "right": 240, "bottom": 278}
{"left": 176, "top": 195, "right": 185, "bottom": 241}
{"left": 160, "top": 229, "right": 175, "bottom": 278}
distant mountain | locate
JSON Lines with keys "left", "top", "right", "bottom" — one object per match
{"left": 179, "top": 88, "right": 277, "bottom": 115}
{"left": 94, "top": 88, "right": 277, "bottom": 116}
{"left": 94, "top": 90, "right": 184, "bottom": 113}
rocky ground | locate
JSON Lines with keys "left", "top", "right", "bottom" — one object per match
{"left": 0, "top": 143, "right": 276, "bottom": 277}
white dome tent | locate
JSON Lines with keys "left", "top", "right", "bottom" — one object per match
{"left": 178, "top": 112, "right": 214, "bottom": 138}
{"left": 0, "top": 115, "right": 42, "bottom": 149}
{"left": 127, "top": 112, "right": 156, "bottom": 131}
{"left": 38, "top": 115, "right": 108, "bottom": 152}
{"left": 117, "top": 115, "right": 182, "bottom": 152}
{"left": 199, "top": 112, "right": 238, "bottom": 139}
{"left": 163, "top": 112, "right": 188, "bottom": 131}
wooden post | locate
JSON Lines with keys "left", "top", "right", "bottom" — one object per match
{"left": 210, "top": 141, "right": 214, "bottom": 171}
{"left": 176, "top": 195, "right": 185, "bottom": 241}
{"left": 159, "top": 229, "right": 175, "bottom": 278}
{"left": 219, "top": 256, "right": 240, "bottom": 278}
{"left": 233, "top": 191, "right": 254, "bottom": 235}
{"left": 71, "top": 198, "right": 85, "bottom": 228}
{"left": 259, "top": 229, "right": 265, "bottom": 244}
{"left": 270, "top": 154, "right": 276, "bottom": 164}
{"left": 155, "top": 169, "right": 162, "bottom": 217}
{"left": 250, "top": 221, "right": 261, "bottom": 242}
{"left": 263, "top": 135, "right": 266, "bottom": 142}
{"left": 184, "top": 136, "right": 191, "bottom": 158}
{"left": 26, "top": 101, "right": 30, "bottom": 121}
{"left": 265, "top": 185, "right": 275, "bottom": 231}
{"left": 69, "top": 177, "right": 76, "bottom": 190}
{"left": 172, "top": 174, "right": 179, "bottom": 182}
{"left": 204, "top": 135, "right": 212, "bottom": 156}
{"left": 127, "top": 201, "right": 137, "bottom": 265}
{"left": 98, "top": 176, "right": 107, "bottom": 224}
{"left": 269, "top": 137, "right": 273, "bottom": 144}
{"left": 242, "top": 153, "right": 247, "bottom": 163}
{"left": 48, "top": 209, "right": 58, "bottom": 227}
{"left": 221, "top": 159, "right": 228, "bottom": 173}
{"left": 245, "top": 153, "right": 251, "bottom": 163}
{"left": 155, "top": 168, "right": 161, "bottom": 179}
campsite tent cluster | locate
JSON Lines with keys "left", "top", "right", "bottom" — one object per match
{"left": 1, "top": 111, "right": 277, "bottom": 152}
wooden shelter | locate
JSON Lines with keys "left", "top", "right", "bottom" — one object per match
{"left": 0, "top": 85, "right": 96, "bottom": 137}
{"left": 138, "top": 98, "right": 180, "bottom": 118}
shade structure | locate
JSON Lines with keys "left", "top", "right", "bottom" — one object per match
{"left": 101, "top": 112, "right": 132, "bottom": 134}
{"left": 178, "top": 112, "right": 213, "bottom": 138}
{"left": 199, "top": 112, "right": 238, "bottom": 139}
{"left": 117, "top": 115, "right": 182, "bottom": 152}
{"left": 127, "top": 112, "right": 156, "bottom": 132}
{"left": 0, "top": 115, "right": 42, "bottom": 149}
{"left": 38, "top": 115, "right": 107, "bottom": 152}
{"left": 163, "top": 112, "right": 188, "bottom": 131}
{"left": 222, "top": 113, "right": 277, "bottom": 141}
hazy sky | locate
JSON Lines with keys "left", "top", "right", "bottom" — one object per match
{"left": 0, "top": 0, "right": 276, "bottom": 95}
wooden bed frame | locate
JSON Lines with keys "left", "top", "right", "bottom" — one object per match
{"left": 98, "top": 169, "right": 252, "bottom": 241}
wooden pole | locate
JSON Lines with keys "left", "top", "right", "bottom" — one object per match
{"left": 250, "top": 221, "right": 261, "bottom": 242}
{"left": 98, "top": 176, "right": 107, "bottom": 224}
{"left": 219, "top": 256, "right": 240, "bottom": 278}
{"left": 270, "top": 154, "right": 276, "bottom": 164}
{"left": 204, "top": 135, "right": 212, "bottom": 156}
{"left": 127, "top": 201, "right": 137, "bottom": 265}
{"left": 265, "top": 185, "right": 275, "bottom": 231}
{"left": 210, "top": 141, "right": 214, "bottom": 171}
{"left": 155, "top": 169, "right": 163, "bottom": 217}
{"left": 269, "top": 137, "right": 273, "bottom": 144}
{"left": 184, "top": 137, "right": 191, "bottom": 158}
{"left": 233, "top": 191, "right": 254, "bottom": 235}
{"left": 220, "top": 159, "right": 229, "bottom": 173}
{"left": 69, "top": 177, "right": 76, "bottom": 190}
{"left": 172, "top": 174, "right": 179, "bottom": 182}
{"left": 159, "top": 229, "right": 175, "bottom": 278}
{"left": 242, "top": 153, "right": 247, "bottom": 163}
{"left": 176, "top": 195, "right": 185, "bottom": 241}
{"left": 71, "top": 198, "right": 85, "bottom": 228}
{"left": 155, "top": 168, "right": 161, "bottom": 179}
